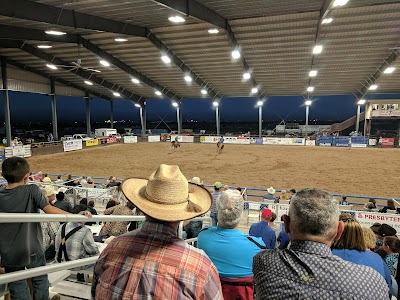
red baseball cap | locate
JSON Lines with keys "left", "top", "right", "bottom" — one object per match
{"left": 261, "top": 208, "right": 272, "bottom": 219}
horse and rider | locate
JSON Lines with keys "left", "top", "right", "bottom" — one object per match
{"left": 171, "top": 136, "right": 181, "bottom": 150}
{"left": 216, "top": 136, "right": 224, "bottom": 154}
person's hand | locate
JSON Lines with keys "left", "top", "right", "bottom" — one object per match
{"left": 79, "top": 210, "right": 92, "bottom": 218}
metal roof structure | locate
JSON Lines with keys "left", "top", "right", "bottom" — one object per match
{"left": 0, "top": 0, "right": 399, "bottom": 103}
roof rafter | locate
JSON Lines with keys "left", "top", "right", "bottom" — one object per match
{"left": 1, "top": 55, "right": 110, "bottom": 100}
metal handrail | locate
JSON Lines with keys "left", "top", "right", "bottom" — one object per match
{"left": 0, "top": 213, "right": 145, "bottom": 223}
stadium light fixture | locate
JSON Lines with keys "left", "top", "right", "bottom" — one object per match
{"left": 46, "top": 64, "right": 57, "bottom": 70}
{"left": 135, "top": 103, "right": 141, "bottom": 108}
{"left": 213, "top": 101, "right": 219, "bottom": 107}
{"left": 208, "top": 29, "right": 219, "bottom": 34}
{"left": 322, "top": 18, "right": 333, "bottom": 24}
{"left": 37, "top": 45, "right": 52, "bottom": 49}
{"left": 243, "top": 72, "right": 251, "bottom": 80}
{"left": 251, "top": 87, "right": 258, "bottom": 94}
{"left": 309, "top": 70, "right": 318, "bottom": 77}
{"left": 384, "top": 67, "right": 395, "bottom": 74}
{"left": 172, "top": 102, "right": 179, "bottom": 107}
{"left": 232, "top": 49, "right": 241, "bottom": 59}
{"left": 131, "top": 78, "right": 140, "bottom": 84}
{"left": 168, "top": 16, "right": 185, "bottom": 23}
{"left": 333, "top": 0, "right": 349, "bottom": 7}
{"left": 313, "top": 45, "right": 323, "bottom": 54}
{"left": 369, "top": 84, "right": 378, "bottom": 90}
{"left": 184, "top": 75, "right": 192, "bottom": 82}
{"left": 113, "top": 92, "right": 120, "bottom": 97}
{"left": 201, "top": 89, "right": 208, "bottom": 95}
{"left": 307, "top": 86, "right": 315, "bottom": 92}
{"left": 305, "top": 100, "right": 312, "bottom": 106}
{"left": 358, "top": 99, "right": 366, "bottom": 105}
{"left": 99, "top": 60, "right": 110, "bottom": 67}
{"left": 257, "top": 101, "right": 263, "bottom": 106}
{"left": 155, "top": 90, "right": 162, "bottom": 96}
{"left": 84, "top": 80, "right": 93, "bottom": 85}
{"left": 115, "top": 38, "right": 128, "bottom": 42}
{"left": 45, "top": 30, "right": 66, "bottom": 35}
{"left": 161, "top": 54, "right": 171, "bottom": 64}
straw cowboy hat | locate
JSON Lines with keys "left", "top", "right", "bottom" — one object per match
{"left": 267, "top": 187, "right": 276, "bottom": 194}
{"left": 189, "top": 177, "right": 203, "bottom": 185}
{"left": 121, "top": 164, "right": 212, "bottom": 221}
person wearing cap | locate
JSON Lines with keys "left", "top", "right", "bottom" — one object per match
{"left": 197, "top": 189, "right": 265, "bottom": 300}
{"left": 253, "top": 188, "right": 389, "bottom": 299}
{"left": 249, "top": 208, "right": 276, "bottom": 249}
{"left": 44, "top": 187, "right": 58, "bottom": 205}
{"left": 91, "top": 164, "right": 223, "bottom": 299}
{"left": 210, "top": 181, "right": 223, "bottom": 226}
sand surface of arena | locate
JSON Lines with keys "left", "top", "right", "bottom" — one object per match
{"left": 27, "top": 143, "right": 400, "bottom": 198}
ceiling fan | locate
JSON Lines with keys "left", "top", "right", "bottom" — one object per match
{"left": 51, "top": 44, "right": 101, "bottom": 73}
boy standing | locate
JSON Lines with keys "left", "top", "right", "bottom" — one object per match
{"left": 0, "top": 157, "right": 71, "bottom": 299}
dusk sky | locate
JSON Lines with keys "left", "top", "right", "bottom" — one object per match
{"left": 1, "top": 91, "right": 399, "bottom": 124}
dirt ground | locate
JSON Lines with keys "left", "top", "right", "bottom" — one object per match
{"left": 27, "top": 143, "right": 400, "bottom": 199}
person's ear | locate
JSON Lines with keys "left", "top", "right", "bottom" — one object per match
{"left": 283, "top": 214, "right": 290, "bottom": 233}
{"left": 23, "top": 173, "right": 30, "bottom": 182}
{"left": 334, "top": 221, "right": 345, "bottom": 241}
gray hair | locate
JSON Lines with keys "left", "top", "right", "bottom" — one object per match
{"left": 217, "top": 189, "right": 244, "bottom": 228}
{"left": 289, "top": 188, "right": 339, "bottom": 241}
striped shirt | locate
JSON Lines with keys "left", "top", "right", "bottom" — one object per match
{"left": 92, "top": 220, "right": 223, "bottom": 300}
{"left": 211, "top": 191, "right": 222, "bottom": 213}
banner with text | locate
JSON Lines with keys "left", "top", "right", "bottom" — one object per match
{"left": 63, "top": 140, "right": 82, "bottom": 152}
{"left": 85, "top": 139, "right": 99, "bottom": 147}
{"left": 263, "top": 137, "right": 305, "bottom": 146}
{"left": 5, "top": 145, "right": 32, "bottom": 158}
{"left": 123, "top": 136, "right": 138, "bottom": 143}
{"left": 200, "top": 136, "right": 250, "bottom": 144}
{"left": 148, "top": 135, "right": 161, "bottom": 143}
{"left": 170, "top": 135, "right": 194, "bottom": 143}
{"left": 106, "top": 137, "right": 118, "bottom": 144}
{"left": 382, "top": 138, "right": 395, "bottom": 147}
{"left": 353, "top": 211, "right": 400, "bottom": 233}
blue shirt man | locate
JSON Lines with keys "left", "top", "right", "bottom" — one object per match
{"left": 219, "top": 136, "right": 224, "bottom": 143}
{"left": 249, "top": 208, "right": 276, "bottom": 249}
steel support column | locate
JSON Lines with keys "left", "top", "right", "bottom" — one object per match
{"left": 177, "top": 104, "right": 182, "bottom": 134}
{"left": 305, "top": 105, "right": 310, "bottom": 138}
{"left": 216, "top": 106, "right": 220, "bottom": 136}
{"left": 355, "top": 104, "right": 361, "bottom": 133}
{"left": 110, "top": 100, "right": 114, "bottom": 129}
{"left": 140, "top": 104, "right": 146, "bottom": 137}
{"left": 258, "top": 105, "right": 263, "bottom": 138}
{"left": 85, "top": 93, "right": 91, "bottom": 136}
{"left": 1, "top": 58, "right": 11, "bottom": 146}
{"left": 49, "top": 80, "right": 58, "bottom": 140}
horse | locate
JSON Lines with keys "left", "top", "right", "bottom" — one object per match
{"left": 217, "top": 142, "right": 224, "bottom": 154}
{"left": 171, "top": 140, "right": 181, "bottom": 151}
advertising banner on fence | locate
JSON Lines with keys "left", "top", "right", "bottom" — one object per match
{"left": 353, "top": 211, "right": 400, "bottom": 233}
{"left": 263, "top": 137, "right": 304, "bottom": 146}
{"left": 200, "top": 136, "right": 250, "bottom": 144}
{"left": 369, "top": 139, "right": 377, "bottom": 146}
{"left": 63, "top": 140, "right": 82, "bottom": 152}
{"left": 85, "top": 139, "right": 99, "bottom": 147}
{"left": 200, "top": 136, "right": 218, "bottom": 143}
{"left": 123, "top": 136, "right": 138, "bottom": 143}
{"left": 170, "top": 135, "right": 194, "bottom": 143}
{"left": 333, "top": 136, "right": 350, "bottom": 147}
{"left": 106, "top": 137, "right": 117, "bottom": 144}
{"left": 350, "top": 137, "right": 368, "bottom": 148}
{"left": 317, "top": 136, "right": 333, "bottom": 146}
{"left": 12, "top": 145, "right": 25, "bottom": 157}
{"left": 148, "top": 135, "right": 161, "bottom": 143}
{"left": 305, "top": 140, "right": 316, "bottom": 146}
{"left": 381, "top": 138, "right": 395, "bottom": 147}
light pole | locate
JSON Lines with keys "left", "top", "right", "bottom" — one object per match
{"left": 135, "top": 103, "right": 146, "bottom": 136}
{"left": 213, "top": 101, "right": 220, "bottom": 135}
{"left": 172, "top": 102, "right": 181, "bottom": 134}
{"left": 356, "top": 99, "right": 366, "bottom": 133}
{"left": 257, "top": 100, "right": 263, "bottom": 137}
{"left": 305, "top": 100, "right": 312, "bottom": 138}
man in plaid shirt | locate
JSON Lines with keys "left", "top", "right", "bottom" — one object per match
{"left": 91, "top": 164, "right": 223, "bottom": 299}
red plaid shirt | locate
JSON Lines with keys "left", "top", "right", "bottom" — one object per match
{"left": 91, "top": 220, "right": 223, "bottom": 299}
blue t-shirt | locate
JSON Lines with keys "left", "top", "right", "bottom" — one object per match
{"left": 249, "top": 221, "right": 276, "bottom": 249}
{"left": 197, "top": 226, "right": 265, "bottom": 278}
{"left": 219, "top": 137, "right": 224, "bottom": 143}
{"left": 332, "top": 249, "right": 392, "bottom": 289}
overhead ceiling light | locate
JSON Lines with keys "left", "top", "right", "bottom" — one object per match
{"left": 251, "top": 87, "right": 258, "bottom": 94}
{"left": 313, "top": 45, "right": 323, "bottom": 54}
{"left": 208, "top": 29, "right": 219, "bottom": 34}
{"left": 84, "top": 80, "right": 93, "bottom": 85}
{"left": 358, "top": 99, "right": 366, "bottom": 105}
{"left": 45, "top": 30, "right": 66, "bottom": 35}
{"left": 184, "top": 75, "right": 192, "bottom": 82}
{"left": 257, "top": 101, "right": 263, "bottom": 106}
{"left": 115, "top": 38, "right": 128, "bottom": 42}
{"left": 172, "top": 102, "right": 179, "bottom": 107}
{"left": 309, "top": 70, "right": 318, "bottom": 77}
{"left": 113, "top": 92, "right": 120, "bottom": 97}
{"left": 201, "top": 89, "right": 208, "bottom": 95}
{"left": 307, "top": 86, "right": 315, "bottom": 92}
{"left": 99, "top": 60, "right": 110, "bottom": 67}
{"left": 161, "top": 54, "right": 171, "bottom": 64}
{"left": 213, "top": 101, "right": 219, "bottom": 107}
{"left": 155, "top": 90, "right": 162, "bottom": 96}
{"left": 135, "top": 103, "right": 141, "bottom": 108}
{"left": 243, "top": 72, "right": 251, "bottom": 80}
{"left": 384, "top": 67, "right": 395, "bottom": 74}
{"left": 305, "top": 100, "right": 312, "bottom": 106}
{"left": 37, "top": 45, "right": 52, "bottom": 49}
{"left": 333, "top": 0, "right": 349, "bottom": 7}
{"left": 131, "top": 78, "right": 140, "bottom": 84}
{"left": 322, "top": 18, "right": 333, "bottom": 24}
{"left": 168, "top": 16, "right": 185, "bottom": 23}
{"left": 46, "top": 64, "right": 57, "bottom": 70}
{"left": 369, "top": 84, "right": 378, "bottom": 90}
{"left": 232, "top": 49, "right": 241, "bottom": 59}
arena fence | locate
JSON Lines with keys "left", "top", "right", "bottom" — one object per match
{"left": 0, "top": 214, "right": 211, "bottom": 285}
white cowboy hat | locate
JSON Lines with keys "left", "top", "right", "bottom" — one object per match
{"left": 189, "top": 177, "right": 203, "bottom": 185}
{"left": 267, "top": 187, "right": 276, "bottom": 194}
{"left": 44, "top": 188, "right": 57, "bottom": 197}
{"left": 57, "top": 187, "right": 68, "bottom": 193}
{"left": 121, "top": 164, "right": 212, "bottom": 222}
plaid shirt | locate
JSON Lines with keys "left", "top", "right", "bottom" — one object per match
{"left": 41, "top": 221, "right": 59, "bottom": 250}
{"left": 55, "top": 222, "right": 99, "bottom": 261}
{"left": 92, "top": 220, "right": 223, "bottom": 300}
{"left": 99, "top": 204, "right": 134, "bottom": 236}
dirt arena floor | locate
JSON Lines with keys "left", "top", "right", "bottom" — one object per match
{"left": 26, "top": 143, "right": 400, "bottom": 199}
